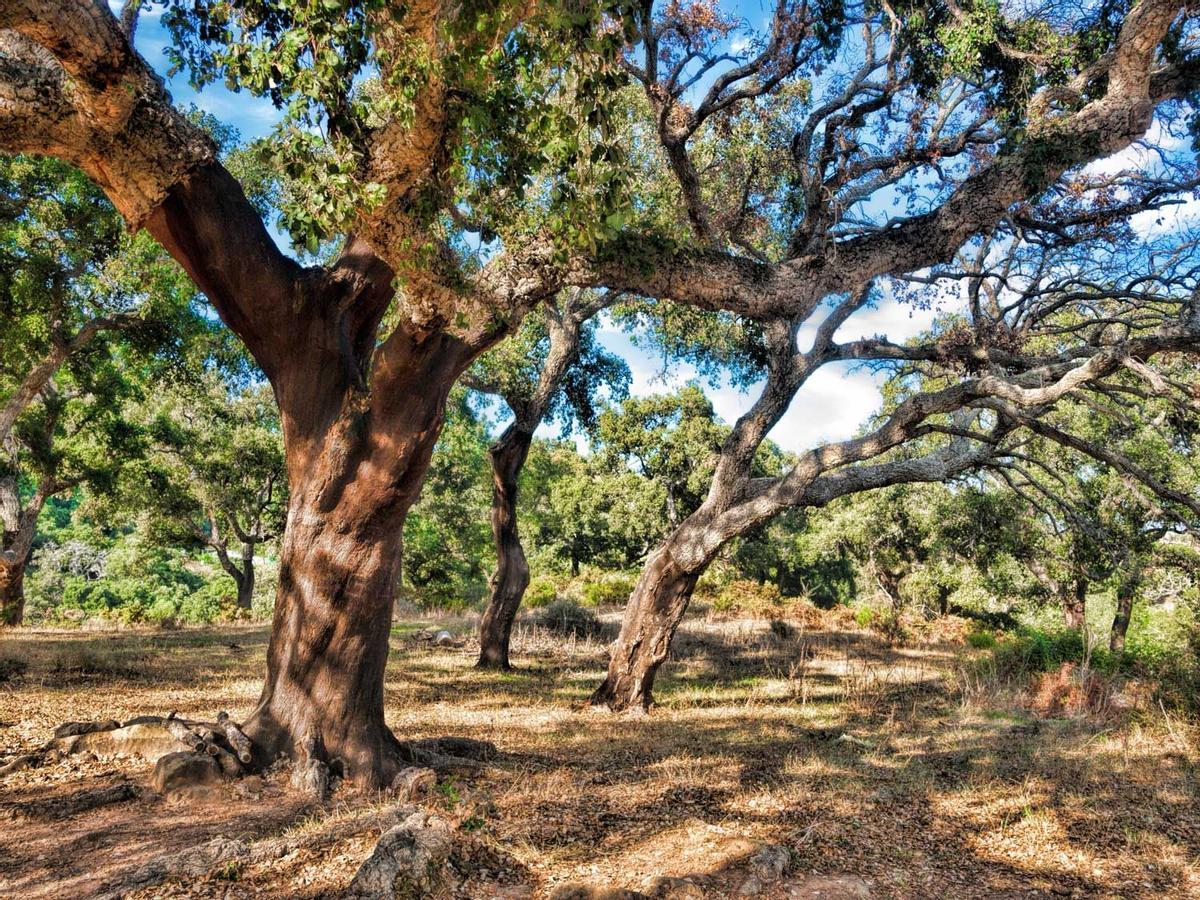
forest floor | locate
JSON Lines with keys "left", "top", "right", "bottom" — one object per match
{"left": 0, "top": 611, "right": 1197, "bottom": 899}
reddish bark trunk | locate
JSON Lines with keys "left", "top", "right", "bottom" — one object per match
{"left": 477, "top": 426, "right": 533, "bottom": 670}
{"left": 1063, "top": 579, "right": 1088, "bottom": 630}
{"left": 590, "top": 545, "right": 700, "bottom": 712}
{"left": 0, "top": 557, "right": 25, "bottom": 627}
{"left": 233, "top": 329, "right": 471, "bottom": 791}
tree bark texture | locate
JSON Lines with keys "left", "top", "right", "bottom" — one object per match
{"left": 477, "top": 426, "right": 533, "bottom": 670}
{"left": 239, "top": 329, "right": 473, "bottom": 790}
{"left": 590, "top": 544, "right": 701, "bottom": 711}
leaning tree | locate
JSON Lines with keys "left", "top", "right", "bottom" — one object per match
{"left": 3, "top": 0, "right": 1200, "bottom": 778}
{"left": 575, "top": 0, "right": 1200, "bottom": 710}
{"left": 0, "top": 153, "right": 206, "bottom": 624}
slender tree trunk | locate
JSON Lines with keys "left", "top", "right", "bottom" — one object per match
{"left": 1063, "top": 579, "right": 1088, "bottom": 630}
{"left": 477, "top": 426, "right": 533, "bottom": 670}
{"left": 0, "top": 557, "right": 26, "bottom": 627}
{"left": 590, "top": 544, "right": 701, "bottom": 712}
{"left": 1110, "top": 570, "right": 1140, "bottom": 653}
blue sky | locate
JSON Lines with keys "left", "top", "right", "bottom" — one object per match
{"left": 112, "top": 2, "right": 1180, "bottom": 455}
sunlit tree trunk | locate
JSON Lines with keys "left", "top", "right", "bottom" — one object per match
{"left": 590, "top": 542, "right": 702, "bottom": 711}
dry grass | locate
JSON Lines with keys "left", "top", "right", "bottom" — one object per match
{"left": 0, "top": 613, "right": 1198, "bottom": 898}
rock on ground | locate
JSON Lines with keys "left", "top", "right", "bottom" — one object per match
{"left": 152, "top": 751, "right": 223, "bottom": 796}
{"left": 782, "top": 875, "right": 873, "bottom": 899}
{"left": 347, "top": 810, "right": 454, "bottom": 898}
{"left": 52, "top": 720, "right": 193, "bottom": 761}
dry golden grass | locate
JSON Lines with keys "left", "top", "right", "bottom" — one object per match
{"left": 0, "top": 614, "right": 1197, "bottom": 898}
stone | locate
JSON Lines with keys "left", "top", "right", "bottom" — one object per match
{"left": 151, "top": 751, "right": 222, "bottom": 795}
{"left": 347, "top": 810, "right": 454, "bottom": 898}
{"left": 434, "top": 630, "right": 455, "bottom": 647}
{"left": 783, "top": 875, "right": 873, "bottom": 899}
{"left": 52, "top": 720, "right": 121, "bottom": 738}
{"left": 737, "top": 843, "right": 791, "bottom": 896}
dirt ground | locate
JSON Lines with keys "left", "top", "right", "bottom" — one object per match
{"left": 0, "top": 613, "right": 1197, "bottom": 899}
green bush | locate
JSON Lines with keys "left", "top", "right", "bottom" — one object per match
{"left": 967, "top": 628, "right": 997, "bottom": 649}
{"left": 854, "top": 606, "right": 875, "bottom": 628}
{"left": 580, "top": 572, "right": 635, "bottom": 608}
{"left": 524, "top": 575, "right": 560, "bottom": 609}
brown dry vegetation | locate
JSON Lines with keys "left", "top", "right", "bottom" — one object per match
{"left": 1, "top": 613, "right": 1198, "bottom": 899}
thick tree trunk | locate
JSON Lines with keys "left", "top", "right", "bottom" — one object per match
{"left": 239, "top": 329, "right": 471, "bottom": 791}
{"left": 242, "top": 510, "right": 406, "bottom": 789}
{"left": 477, "top": 426, "right": 533, "bottom": 670}
{"left": 1063, "top": 579, "right": 1088, "bottom": 630}
{"left": 0, "top": 557, "right": 26, "bottom": 626}
{"left": 590, "top": 545, "right": 700, "bottom": 712}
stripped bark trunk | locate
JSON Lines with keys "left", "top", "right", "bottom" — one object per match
{"left": 477, "top": 426, "right": 533, "bottom": 670}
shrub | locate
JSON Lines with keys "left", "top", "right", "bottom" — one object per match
{"left": 854, "top": 606, "right": 875, "bottom": 628}
{"left": 525, "top": 576, "right": 560, "bottom": 609}
{"left": 580, "top": 572, "right": 635, "bottom": 608}
{"left": 532, "top": 600, "right": 602, "bottom": 638}
{"left": 711, "top": 579, "right": 783, "bottom": 617}
{"left": 967, "top": 628, "right": 997, "bottom": 649}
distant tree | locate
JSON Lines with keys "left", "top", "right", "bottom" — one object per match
{"left": 465, "top": 290, "right": 629, "bottom": 668}
{"left": 595, "top": 384, "right": 726, "bottom": 527}
{"left": 120, "top": 380, "right": 286, "bottom": 611}
{"left": 525, "top": 442, "right": 667, "bottom": 576}
{"left": 0, "top": 155, "right": 201, "bottom": 624}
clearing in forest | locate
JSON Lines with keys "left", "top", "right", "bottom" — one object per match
{"left": 0, "top": 615, "right": 1197, "bottom": 899}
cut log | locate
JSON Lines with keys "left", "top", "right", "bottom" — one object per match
{"left": 217, "top": 711, "right": 254, "bottom": 764}
{"left": 346, "top": 810, "right": 454, "bottom": 899}
{"left": 164, "top": 713, "right": 208, "bottom": 753}
{"left": 210, "top": 744, "right": 244, "bottom": 778}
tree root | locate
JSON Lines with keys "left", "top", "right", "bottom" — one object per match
{"left": 93, "top": 803, "right": 431, "bottom": 900}
{"left": 395, "top": 736, "right": 497, "bottom": 775}
{"left": 1, "top": 782, "right": 140, "bottom": 821}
